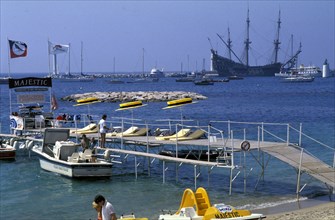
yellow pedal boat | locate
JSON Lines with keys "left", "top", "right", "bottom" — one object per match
{"left": 158, "top": 187, "right": 265, "bottom": 220}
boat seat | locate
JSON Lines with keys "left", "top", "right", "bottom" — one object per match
{"left": 68, "top": 152, "right": 80, "bottom": 163}
{"left": 82, "top": 149, "right": 92, "bottom": 161}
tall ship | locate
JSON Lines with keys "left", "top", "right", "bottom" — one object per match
{"left": 210, "top": 10, "right": 297, "bottom": 77}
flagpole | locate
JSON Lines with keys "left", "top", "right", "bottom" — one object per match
{"left": 48, "top": 39, "right": 51, "bottom": 77}
{"left": 7, "top": 38, "right": 11, "bottom": 76}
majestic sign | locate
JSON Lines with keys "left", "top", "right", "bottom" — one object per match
{"left": 9, "top": 77, "right": 52, "bottom": 88}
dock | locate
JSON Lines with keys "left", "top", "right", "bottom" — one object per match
{"left": 1, "top": 119, "right": 334, "bottom": 196}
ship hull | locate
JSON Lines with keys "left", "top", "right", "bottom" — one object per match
{"left": 211, "top": 51, "right": 282, "bottom": 77}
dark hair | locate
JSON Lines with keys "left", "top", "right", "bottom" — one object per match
{"left": 102, "top": 114, "right": 107, "bottom": 119}
{"left": 94, "top": 194, "right": 105, "bottom": 203}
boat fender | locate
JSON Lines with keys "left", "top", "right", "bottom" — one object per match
{"left": 13, "top": 141, "right": 20, "bottom": 150}
{"left": 104, "top": 150, "right": 111, "bottom": 161}
{"left": 240, "top": 140, "right": 251, "bottom": 151}
{"left": 9, "top": 138, "right": 15, "bottom": 146}
{"left": 27, "top": 140, "right": 34, "bottom": 150}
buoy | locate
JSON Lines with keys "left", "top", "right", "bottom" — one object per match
{"left": 104, "top": 150, "right": 111, "bottom": 161}
{"left": 240, "top": 140, "right": 251, "bottom": 151}
{"left": 76, "top": 97, "right": 99, "bottom": 104}
{"left": 27, "top": 140, "right": 34, "bottom": 150}
{"left": 167, "top": 98, "right": 192, "bottom": 107}
{"left": 119, "top": 101, "right": 143, "bottom": 109}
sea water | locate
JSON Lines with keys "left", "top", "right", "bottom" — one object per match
{"left": 0, "top": 75, "right": 334, "bottom": 219}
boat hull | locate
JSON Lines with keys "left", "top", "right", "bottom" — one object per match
{"left": 33, "top": 149, "right": 113, "bottom": 178}
{"left": 0, "top": 148, "right": 16, "bottom": 160}
{"left": 211, "top": 50, "right": 281, "bottom": 77}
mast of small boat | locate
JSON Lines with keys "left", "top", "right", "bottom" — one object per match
{"left": 142, "top": 48, "right": 145, "bottom": 75}
{"left": 274, "top": 10, "right": 281, "bottom": 63}
{"left": 244, "top": 8, "right": 251, "bottom": 67}
{"left": 68, "top": 43, "right": 71, "bottom": 76}
{"left": 81, "top": 41, "right": 83, "bottom": 75}
{"left": 227, "top": 27, "right": 232, "bottom": 60}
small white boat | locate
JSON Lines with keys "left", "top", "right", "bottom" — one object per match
{"left": 32, "top": 128, "right": 113, "bottom": 178}
{"left": 158, "top": 187, "right": 265, "bottom": 220}
{"left": 0, "top": 141, "right": 16, "bottom": 160}
{"left": 281, "top": 76, "right": 314, "bottom": 83}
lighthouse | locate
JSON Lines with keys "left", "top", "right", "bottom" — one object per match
{"left": 322, "top": 59, "right": 330, "bottom": 78}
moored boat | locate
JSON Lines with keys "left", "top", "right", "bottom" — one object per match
{"left": 194, "top": 79, "right": 214, "bottom": 85}
{"left": 281, "top": 76, "right": 314, "bottom": 83}
{"left": 31, "top": 128, "right": 114, "bottom": 178}
{"left": 0, "top": 140, "right": 16, "bottom": 160}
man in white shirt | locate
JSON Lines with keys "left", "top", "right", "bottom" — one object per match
{"left": 98, "top": 114, "right": 109, "bottom": 148}
{"left": 94, "top": 194, "right": 117, "bottom": 220}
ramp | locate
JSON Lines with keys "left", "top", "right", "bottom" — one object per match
{"left": 261, "top": 144, "right": 335, "bottom": 190}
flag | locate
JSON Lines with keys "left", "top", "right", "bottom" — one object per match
{"left": 8, "top": 40, "right": 28, "bottom": 58}
{"left": 48, "top": 41, "right": 69, "bottom": 54}
{"left": 51, "top": 93, "right": 58, "bottom": 110}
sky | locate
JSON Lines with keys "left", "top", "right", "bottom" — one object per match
{"left": 0, "top": 0, "right": 334, "bottom": 74}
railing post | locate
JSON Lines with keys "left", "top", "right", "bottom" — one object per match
{"left": 287, "top": 124, "right": 290, "bottom": 146}
{"left": 228, "top": 120, "right": 231, "bottom": 139}
{"left": 243, "top": 128, "right": 246, "bottom": 141}
{"left": 261, "top": 122, "right": 264, "bottom": 142}
{"left": 296, "top": 148, "right": 304, "bottom": 200}
{"left": 207, "top": 124, "right": 211, "bottom": 162}
{"left": 299, "top": 123, "right": 302, "bottom": 147}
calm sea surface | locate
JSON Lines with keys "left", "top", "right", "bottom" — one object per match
{"left": 0, "top": 74, "right": 334, "bottom": 219}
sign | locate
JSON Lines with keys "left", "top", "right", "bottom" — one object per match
{"left": 9, "top": 77, "right": 52, "bottom": 88}
{"left": 10, "top": 116, "right": 24, "bottom": 130}
{"left": 17, "top": 94, "right": 45, "bottom": 103}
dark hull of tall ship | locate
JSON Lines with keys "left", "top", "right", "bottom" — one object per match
{"left": 211, "top": 50, "right": 282, "bottom": 77}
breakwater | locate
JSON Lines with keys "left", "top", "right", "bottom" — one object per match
{"left": 61, "top": 91, "right": 207, "bottom": 103}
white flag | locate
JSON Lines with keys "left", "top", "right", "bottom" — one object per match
{"left": 48, "top": 41, "right": 69, "bottom": 54}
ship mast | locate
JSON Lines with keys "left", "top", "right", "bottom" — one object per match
{"left": 244, "top": 9, "right": 251, "bottom": 67}
{"left": 227, "top": 27, "right": 232, "bottom": 60}
{"left": 273, "top": 10, "right": 281, "bottom": 63}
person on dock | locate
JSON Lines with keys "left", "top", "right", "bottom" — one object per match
{"left": 81, "top": 134, "right": 90, "bottom": 152}
{"left": 93, "top": 194, "right": 117, "bottom": 220}
{"left": 98, "top": 114, "right": 110, "bottom": 148}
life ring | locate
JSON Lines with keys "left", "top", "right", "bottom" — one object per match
{"left": 240, "top": 140, "right": 251, "bottom": 151}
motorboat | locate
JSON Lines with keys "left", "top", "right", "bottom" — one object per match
{"left": 31, "top": 128, "right": 114, "bottom": 178}
{"left": 281, "top": 76, "right": 314, "bottom": 83}
{"left": 0, "top": 140, "right": 16, "bottom": 160}
{"left": 158, "top": 187, "right": 265, "bottom": 220}
{"left": 0, "top": 77, "right": 10, "bottom": 84}
{"left": 228, "top": 75, "right": 244, "bottom": 80}
{"left": 194, "top": 79, "right": 214, "bottom": 85}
